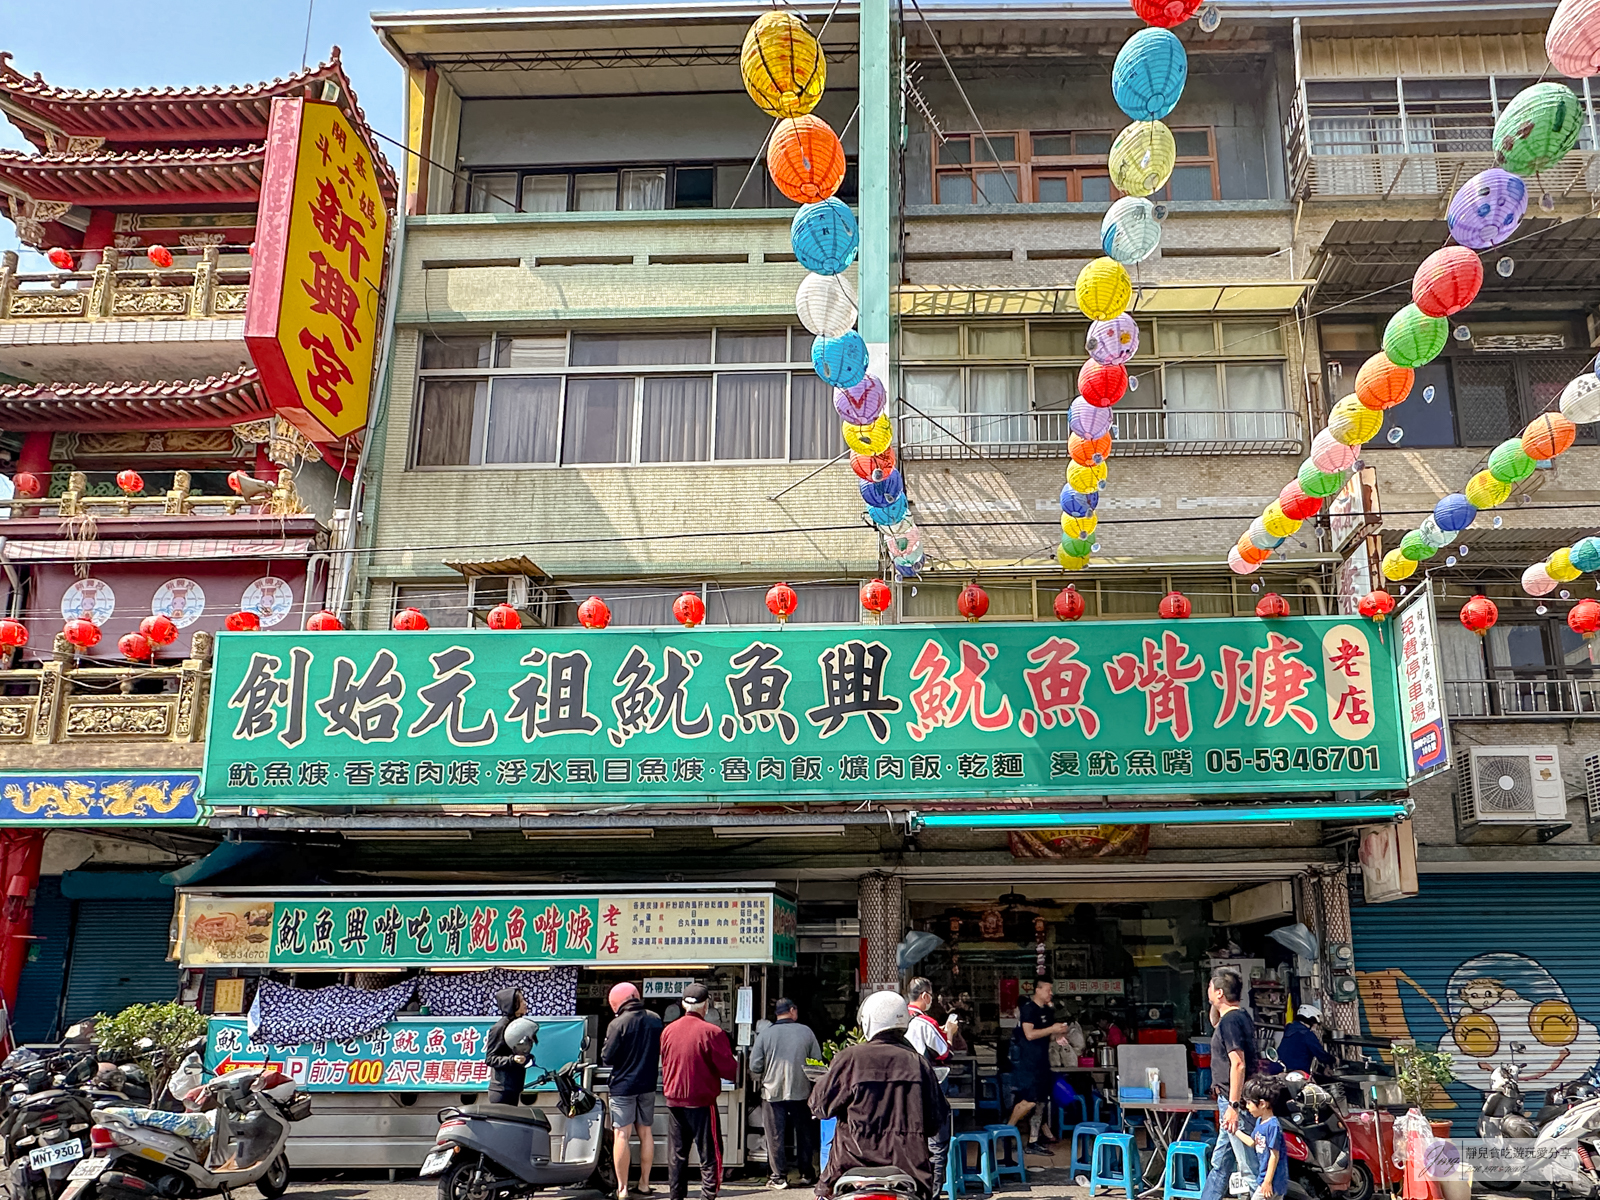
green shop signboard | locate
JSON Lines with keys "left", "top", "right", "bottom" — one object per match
{"left": 203, "top": 619, "right": 1403, "bottom": 803}
{"left": 205, "top": 1016, "right": 587, "bottom": 1091}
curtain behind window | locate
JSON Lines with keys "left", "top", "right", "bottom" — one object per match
{"left": 554, "top": 586, "right": 674, "bottom": 627}
{"left": 486, "top": 377, "right": 560, "bottom": 464}
{"left": 1165, "top": 365, "right": 1222, "bottom": 440}
{"left": 563, "top": 377, "right": 633, "bottom": 463}
{"left": 707, "top": 583, "right": 860, "bottom": 624}
{"left": 640, "top": 376, "right": 712, "bottom": 462}
{"left": 715, "top": 374, "right": 785, "bottom": 459}
{"left": 904, "top": 369, "right": 961, "bottom": 445}
{"left": 790, "top": 373, "right": 834, "bottom": 460}
{"left": 622, "top": 170, "right": 667, "bottom": 211}
{"left": 969, "top": 368, "right": 1028, "bottom": 443}
{"left": 416, "top": 380, "right": 485, "bottom": 466}
{"left": 572, "top": 332, "right": 712, "bottom": 367}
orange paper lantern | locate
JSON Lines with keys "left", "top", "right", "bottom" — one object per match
{"left": 1523, "top": 412, "right": 1578, "bottom": 461}
{"left": 768, "top": 116, "right": 847, "bottom": 204}
{"left": 1354, "top": 354, "right": 1414, "bottom": 412}
{"left": 1069, "top": 432, "right": 1112, "bottom": 467}
{"left": 1236, "top": 534, "right": 1272, "bottom": 565}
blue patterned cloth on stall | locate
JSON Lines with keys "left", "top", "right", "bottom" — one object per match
{"left": 104, "top": 1107, "right": 215, "bottom": 1141}
{"left": 249, "top": 977, "right": 418, "bottom": 1046}
{"left": 417, "top": 968, "right": 578, "bottom": 1017}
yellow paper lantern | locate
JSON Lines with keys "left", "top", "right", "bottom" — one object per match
{"left": 1382, "top": 549, "right": 1418, "bottom": 581}
{"left": 1108, "top": 121, "right": 1177, "bottom": 198}
{"left": 1061, "top": 513, "right": 1099, "bottom": 539}
{"left": 1066, "top": 460, "right": 1108, "bottom": 494}
{"left": 1261, "top": 502, "right": 1301, "bottom": 539}
{"left": 740, "top": 12, "right": 827, "bottom": 118}
{"left": 1548, "top": 547, "right": 1583, "bottom": 582}
{"left": 1057, "top": 548, "right": 1090, "bottom": 571}
{"left": 842, "top": 414, "right": 893, "bottom": 455}
{"left": 1464, "top": 470, "right": 1513, "bottom": 509}
{"left": 1075, "top": 257, "right": 1133, "bottom": 321}
{"left": 1328, "top": 395, "right": 1384, "bottom": 446}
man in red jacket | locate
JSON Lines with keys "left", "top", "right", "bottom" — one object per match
{"left": 661, "top": 982, "right": 740, "bottom": 1200}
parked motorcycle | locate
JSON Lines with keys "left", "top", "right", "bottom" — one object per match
{"left": 1530, "top": 1087, "right": 1600, "bottom": 1198}
{"left": 0, "top": 1051, "right": 99, "bottom": 1200}
{"left": 834, "top": 1169, "right": 920, "bottom": 1200}
{"left": 421, "top": 1061, "right": 615, "bottom": 1200}
{"left": 1280, "top": 1076, "right": 1355, "bottom": 1200}
{"left": 60, "top": 1064, "right": 311, "bottom": 1200}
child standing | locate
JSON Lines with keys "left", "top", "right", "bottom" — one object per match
{"left": 1244, "top": 1076, "right": 1290, "bottom": 1200}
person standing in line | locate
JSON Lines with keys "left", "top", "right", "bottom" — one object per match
{"left": 604, "top": 982, "right": 664, "bottom": 1200}
{"left": 484, "top": 988, "right": 530, "bottom": 1105}
{"left": 1007, "top": 980, "right": 1069, "bottom": 1156}
{"left": 904, "top": 979, "right": 955, "bottom": 1196}
{"left": 660, "top": 983, "right": 740, "bottom": 1200}
{"left": 1199, "top": 970, "right": 1261, "bottom": 1200}
{"left": 749, "top": 999, "right": 823, "bottom": 1190}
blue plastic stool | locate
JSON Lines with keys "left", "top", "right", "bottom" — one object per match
{"left": 1090, "top": 1131, "right": 1141, "bottom": 1198}
{"left": 1071, "top": 1121, "right": 1110, "bottom": 1180}
{"left": 952, "top": 1131, "right": 998, "bottom": 1195}
{"left": 1163, "top": 1141, "right": 1211, "bottom": 1200}
{"left": 976, "top": 1076, "right": 1002, "bottom": 1119}
{"left": 984, "top": 1125, "right": 1027, "bottom": 1185}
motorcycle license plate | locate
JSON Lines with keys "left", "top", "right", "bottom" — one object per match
{"left": 29, "top": 1140, "right": 83, "bottom": 1170}
{"left": 66, "top": 1159, "right": 107, "bottom": 1182}
{"left": 420, "top": 1149, "right": 455, "bottom": 1178}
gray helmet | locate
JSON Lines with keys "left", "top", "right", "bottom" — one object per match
{"left": 506, "top": 1017, "right": 539, "bottom": 1055}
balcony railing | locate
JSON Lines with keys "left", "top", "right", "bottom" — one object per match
{"left": 0, "top": 246, "right": 250, "bottom": 323}
{"left": 0, "top": 633, "right": 211, "bottom": 745}
{"left": 901, "top": 406, "right": 1305, "bottom": 458}
{"left": 1444, "top": 677, "right": 1600, "bottom": 719}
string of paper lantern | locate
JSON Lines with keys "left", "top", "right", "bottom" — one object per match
{"left": 741, "top": 11, "right": 926, "bottom": 581}
{"left": 1227, "top": 8, "right": 1598, "bottom": 587}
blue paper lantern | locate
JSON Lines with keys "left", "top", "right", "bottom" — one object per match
{"left": 1060, "top": 485, "right": 1101, "bottom": 518}
{"left": 813, "top": 331, "right": 869, "bottom": 389}
{"left": 894, "top": 554, "right": 924, "bottom": 578}
{"left": 860, "top": 469, "right": 905, "bottom": 507}
{"left": 791, "top": 198, "right": 860, "bottom": 275}
{"left": 1112, "top": 27, "right": 1188, "bottom": 122}
{"left": 1433, "top": 492, "right": 1478, "bottom": 533}
{"left": 1572, "top": 536, "right": 1600, "bottom": 574}
{"left": 868, "top": 494, "right": 909, "bottom": 526}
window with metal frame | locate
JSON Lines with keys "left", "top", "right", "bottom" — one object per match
{"left": 462, "top": 162, "right": 857, "bottom": 213}
{"left": 933, "top": 128, "right": 1220, "bottom": 206}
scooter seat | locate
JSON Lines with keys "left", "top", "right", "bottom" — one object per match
{"left": 455, "top": 1103, "right": 551, "bottom": 1128}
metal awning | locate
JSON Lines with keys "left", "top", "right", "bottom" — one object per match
{"left": 896, "top": 280, "right": 1313, "bottom": 318}
{"left": 442, "top": 554, "right": 548, "bottom": 579}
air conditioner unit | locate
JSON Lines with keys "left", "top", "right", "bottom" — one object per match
{"left": 1582, "top": 754, "right": 1600, "bottom": 841}
{"left": 466, "top": 575, "right": 553, "bottom": 627}
{"left": 1455, "top": 745, "right": 1568, "bottom": 842}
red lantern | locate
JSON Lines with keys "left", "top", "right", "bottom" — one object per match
{"left": 578, "top": 596, "right": 612, "bottom": 630}
{"left": 115, "top": 468, "right": 144, "bottom": 495}
{"left": 1277, "top": 482, "right": 1324, "bottom": 522}
{"left": 62, "top": 619, "right": 101, "bottom": 650}
{"left": 1158, "top": 590, "right": 1192, "bottom": 620}
{"left": 957, "top": 583, "right": 989, "bottom": 622}
{"left": 1412, "top": 246, "right": 1483, "bottom": 319}
{"left": 486, "top": 603, "right": 523, "bottom": 630}
{"left": 1255, "top": 592, "right": 1290, "bottom": 618}
{"left": 851, "top": 448, "right": 897, "bottom": 482}
{"left": 46, "top": 247, "right": 72, "bottom": 270}
{"left": 673, "top": 592, "right": 706, "bottom": 629}
{"left": 12, "top": 473, "right": 41, "bottom": 499}
{"left": 1053, "top": 586, "right": 1085, "bottom": 621}
{"left": 224, "top": 611, "right": 261, "bottom": 632}
{"left": 227, "top": 470, "right": 246, "bottom": 494}
{"left": 0, "top": 619, "right": 27, "bottom": 649}
{"left": 766, "top": 582, "right": 799, "bottom": 623}
{"left": 1357, "top": 590, "right": 1396, "bottom": 623}
{"left": 1569, "top": 599, "right": 1600, "bottom": 640}
{"left": 392, "top": 607, "right": 430, "bottom": 632}
{"left": 118, "top": 632, "right": 153, "bottom": 661}
{"left": 139, "top": 614, "right": 178, "bottom": 647}
{"left": 860, "top": 578, "right": 892, "bottom": 614}
{"left": 306, "top": 610, "right": 344, "bottom": 632}
{"left": 1077, "top": 360, "right": 1128, "bottom": 407}
{"left": 1460, "top": 595, "right": 1499, "bottom": 637}
{"left": 147, "top": 245, "right": 174, "bottom": 269}
{"left": 1130, "top": 0, "right": 1204, "bottom": 27}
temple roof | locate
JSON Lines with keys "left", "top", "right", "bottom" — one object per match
{"left": 0, "top": 367, "right": 273, "bottom": 430}
{"left": 0, "top": 145, "right": 266, "bottom": 206}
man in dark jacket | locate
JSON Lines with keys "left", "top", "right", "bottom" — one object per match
{"left": 605, "top": 982, "right": 664, "bottom": 1198}
{"left": 809, "top": 992, "right": 949, "bottom": 1200}
{"left": 660, "top": 983, "right": 739, "bottom": 1200}
{"left": 484, "top": 987, "right": 530, "bottom": 1105}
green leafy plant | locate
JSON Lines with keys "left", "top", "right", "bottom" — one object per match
{"left": 818, "top": 1025, "right": 864, "bottom": 1065}
{"left": 92, "top": 1002, "right": 209, "bottom": 1093}
{"left": 1392, "top": 1042, "right": 1455, "bottom": 1110}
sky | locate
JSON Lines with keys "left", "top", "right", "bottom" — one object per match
{"left": 0, "top": 0, "right": 466, "bottom": 267}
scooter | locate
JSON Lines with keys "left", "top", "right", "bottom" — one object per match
{"left": 421, "top": 1061, "right": 616, "bottom": 1200}
{"left": 1531, "top": 1089, "right": 1600, "bottom": 1198}
{"left": 0, "top": 1052, "right": 98, "bottom": 1200}
{"left": 834, "top": 1169, "right": 921, "bottom": 1200}
{"left": 61, "top": 1064, "right": 311, "bottom": 1200}
{"left": 1280, "top": 1076, "right": 1354, "bottom": 1200}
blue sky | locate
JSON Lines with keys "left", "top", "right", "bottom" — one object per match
{"left": 0, "top": 0, "right": 449, "bottom": 267}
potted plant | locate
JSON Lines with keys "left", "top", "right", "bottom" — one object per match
{"left": 1392, "top": 1042, "right": 1457, "bottom": 1135}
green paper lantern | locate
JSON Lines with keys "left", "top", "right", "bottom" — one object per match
{"left": 1298, "top": 460, "right": 1346, "bottom": 499}
{"left": 1399, "top": 530, "right": 1438, "bottom": 561}
{"left": 1487, "top": 437, "right": 1538, "bottom": 484}
{"left": 1060, "top": 534, "right": 1095, "bottom": 558}
{"left": 1383, "top": 304, "right": 1449, "bottom": 369}
{"left": 1494, "top": 83, "right": 1583, "bottom": 177}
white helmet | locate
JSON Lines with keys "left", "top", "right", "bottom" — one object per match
{"left": 859, "top": 990, "right": 911, "bottom": 1040}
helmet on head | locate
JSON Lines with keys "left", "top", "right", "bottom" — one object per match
{"left": 1298, "top": 1004, "right": 1322, "bottom": 1023}
{"left": 506, "top": 1017, "right": 540, "bottom": 1055}
{"left": 859, "top": 990, "right": 911, "bottom": 1040}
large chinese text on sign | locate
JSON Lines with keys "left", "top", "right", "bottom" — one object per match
{"left": 204, "top": 619, "right": 1405, "bottom": 802}
{"left": 246, "top": 98, "right": 389, "bottom": 443}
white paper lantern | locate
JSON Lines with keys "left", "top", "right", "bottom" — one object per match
{"left": 1523, "top": 562, "right": 1560, "bottom": 596}
{"left": 1560, "top": 372, "right": 1600, "bottom": 424}
{"left": 1101, "top": 196, "right": 1162, "bottom": 265}
{"left": 796, "top": 272, "right": 858, "bottom": 337}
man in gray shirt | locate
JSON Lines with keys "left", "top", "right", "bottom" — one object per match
{"left": 749, "top": 999, "right": 822, "bottom": 1190}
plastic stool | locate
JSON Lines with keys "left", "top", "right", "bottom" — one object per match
{"left": 1163, "top": 1141, "right": 1211, "bottom": 1200}
{"left": 1071, "top": 1122, "right": 1110, "bottom": 1181}
{"left": 976, "top": 1076, "right": 1002, "bottom": 1118}
{"left": 984, "top": 1125, "right": 1027, "bottom": 1185}
{"left": 1090, "top": 1131, "right": 1141, "bottom": 1198}
{"left": 952, "top": 1131, "right": 998, "bottom": 1196}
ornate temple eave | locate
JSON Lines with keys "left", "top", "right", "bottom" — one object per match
{"left": 0, "top": 145, "right": 266, "bottom": 207}
{"left": 0, "top": 366, "right": 273, "bottom": 431}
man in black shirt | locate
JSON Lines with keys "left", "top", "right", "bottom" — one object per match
{"left": 1199, "top": 970, "right": 1259, "bottom": 1200}
{"left": 1007, "top": 980, "right": 1068, "bottom": 1156}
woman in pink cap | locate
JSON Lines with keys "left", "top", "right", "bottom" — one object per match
{"left": 603, "top": 982, "right": 664, "bottom": 1200}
